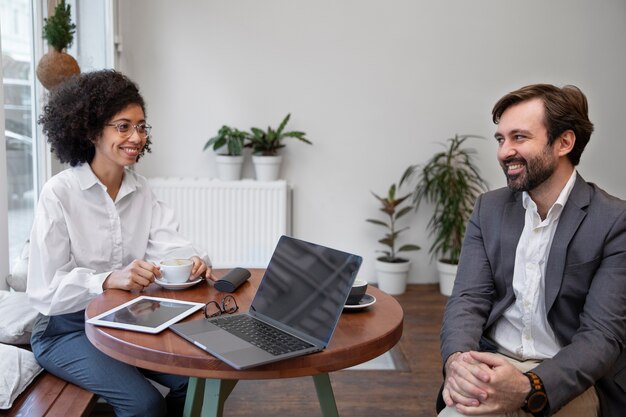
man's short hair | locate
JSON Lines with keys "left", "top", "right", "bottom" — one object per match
{"left": 492, "top": 84, "right": 594, "bottom": 166}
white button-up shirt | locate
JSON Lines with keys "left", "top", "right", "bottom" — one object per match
{"left": 489, "top": 170, "right": 577, "bottom": 360}
{"left": 27, "top": 164, "right": 209, "bottom": 316}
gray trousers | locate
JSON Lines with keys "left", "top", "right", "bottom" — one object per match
{"left": 31, "top": 311, "right": 188, "bottom": 417}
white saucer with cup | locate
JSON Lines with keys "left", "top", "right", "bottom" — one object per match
{"left": 159, "top": 258, "right": 193, "bottom": 283}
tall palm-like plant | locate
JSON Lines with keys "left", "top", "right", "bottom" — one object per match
{"left": 401, "top": 134, "right": 488, "bottom": 264}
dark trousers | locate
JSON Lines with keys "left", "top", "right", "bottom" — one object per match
{"left": 31, "top": 311, "right": 188, "bottom": 417}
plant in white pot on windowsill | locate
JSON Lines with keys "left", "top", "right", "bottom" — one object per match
{"left": 367, "top": 182, "right": 421, "bottom": 295}
{"left": 203, "top": 125, "right": 247, "bottom": 181}
{"left": 244, "top": 113, "right": 312, "bottom": 181}
{"left": 400, "top": 134, "right": 488, "bottom": 296}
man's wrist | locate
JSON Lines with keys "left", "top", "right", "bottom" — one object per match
{"left": 444, "top": 352, "right": 462, "bottom": 371}
{"left": 443, "top": 352, "right": 463, "bottom": 375}
{"left": 522, "top": 371, "right": 549, "bottom": 417}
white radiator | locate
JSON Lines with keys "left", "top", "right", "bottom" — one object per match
{"left": 148, "top": 178, "right": 292, "bottom": 268}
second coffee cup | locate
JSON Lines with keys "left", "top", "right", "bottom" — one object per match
{"left": 346, "top": 279, "right": 368, "bottom": 305}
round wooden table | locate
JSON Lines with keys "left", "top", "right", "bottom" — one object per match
{"left": 86, "top": 269, "right": 403, "bottom": 417}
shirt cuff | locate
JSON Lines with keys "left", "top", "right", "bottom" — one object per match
{"left": 89, "top": 271, "right": 111, "bottom": 294}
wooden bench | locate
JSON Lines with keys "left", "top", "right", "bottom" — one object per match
{"left": 1, "top": 372, "right": 97, "bottom": 417}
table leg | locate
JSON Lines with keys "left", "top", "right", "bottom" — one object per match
{"left": 183, "top": 377, "right": 238, "bottom": 417}
{"left": 185, "top": 375, "right": 337, "bottom": 417}
{"left": 184, "top": 378, "right": 204, "bottom": 417}
{"left": 201, "top": 379, "right": 238, "bottom": 417}
{"left": 313, "top": 373, "right": 340, "bottom": 417}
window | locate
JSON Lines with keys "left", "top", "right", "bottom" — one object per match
{"left": 1, "top": 0, "right": 115, "bottom": 280}
{"left": 1, "top": 0, "right": 36, "bottom": 272}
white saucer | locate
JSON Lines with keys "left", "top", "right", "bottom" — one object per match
{"left": 344, "top": 293, "right": 376, "bottom": 310}
{"left": 154, "top": 277, "right": 203, "bottom": 290}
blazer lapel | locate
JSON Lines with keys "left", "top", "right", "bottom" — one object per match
{"left": 545, "top": 174, "right": 591, "bottom": 312}
{"left": 501, "top": 193, "right": 525, "bottom": 298}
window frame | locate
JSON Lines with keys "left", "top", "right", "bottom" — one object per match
{"left": 0, "top": 26, "right": 9, "bottom": 289}
{"left": 1, "top": 0, "right": 116, "bottom": 288}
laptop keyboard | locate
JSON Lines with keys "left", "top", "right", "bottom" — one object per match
{"left": 211, "top": 315, "right": 314, "bottom": 356}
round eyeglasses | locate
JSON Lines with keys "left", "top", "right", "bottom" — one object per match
{"left": 105, "top": 121, "right": 152, "bottom": 139}
{"left": 203, "top": 295, "right": 239, "bottom": 318}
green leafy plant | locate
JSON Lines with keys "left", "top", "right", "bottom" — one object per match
{"left": 401, "top": 134, "right": 488, "bottom": 264}
{"left": 42, "top": 0, "right": 76, "bottom": 51}
{"left": 203, "top": 125, "right": 247, "bottom": 156}
{"left": 245, "top": 113, "right": 312, "bottom": 156}
{"left": 367, "top": 182, "right": 421, "bottom": 263}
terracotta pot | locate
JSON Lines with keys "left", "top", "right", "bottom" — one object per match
{"left": 36, "top": 49, "right": 80, "bottom": 90}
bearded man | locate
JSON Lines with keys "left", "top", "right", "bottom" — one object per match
{"left": 437, "top": 84, "right": 626, "bottom": 417}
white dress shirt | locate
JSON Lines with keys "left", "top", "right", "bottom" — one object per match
{"left": 489, "top": 170, "right": 577, "bottom": 360}
{"left": 27, "top": 164, "right": 209, "bottom": 316}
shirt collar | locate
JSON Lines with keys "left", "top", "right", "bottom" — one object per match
{"left": 74, "top": 163, "right": 141, "bottom": 197}
{"left": 522, "top": 169, "right": 578, "bottom": 214}
{"left": 117, "top": 168, "right": 141, "bottom": 200}
{"left": 75, "top": 163, "right": 100, "bottom": 190}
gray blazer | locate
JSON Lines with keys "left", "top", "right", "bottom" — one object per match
{"left": 440, "top": 174, "right": 626, "bottom": 416}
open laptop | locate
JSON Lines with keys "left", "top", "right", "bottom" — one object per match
{"left": 170, "top": 235, "right": 363, "bottom": 369}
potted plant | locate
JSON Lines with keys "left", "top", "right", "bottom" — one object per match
{"left": 245, "top": 113, "right": 312, "bottom": 181}
{"left": 36, "top": 0, "right": 80, "bottom": 90}
{"left": 366, "top": 182, "right": 421, "bottom": 295}
{"left": 204, "top": 125, "right": 247, "bottom": 180}
{"left": 400, "top": 134, "right": 488, "bottom": 295}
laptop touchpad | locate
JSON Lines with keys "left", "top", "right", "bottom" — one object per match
{"left": 195, "top": 330, "right": 250, "bottom": 353}
{"left": 225, "top": 346, "right": 268, "bottom": 362}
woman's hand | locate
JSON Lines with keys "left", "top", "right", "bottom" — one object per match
{"left": 190, "top": 256, "right": 215, "bottom": 281}
{"left": 103, "top": 259, "right": 161, "bottom": 291}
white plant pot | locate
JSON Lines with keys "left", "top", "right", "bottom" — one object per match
{"left": 215, "top": 155, "right": 244, "bottom": 181}
{"left": 252, "top": 155, "right": 282, "bottom": 181}
{"left": 437, "top": 260, "right": 458, "bottom": 296}
{"left": 375, "top": 259, "right": 411, "bottom": 295}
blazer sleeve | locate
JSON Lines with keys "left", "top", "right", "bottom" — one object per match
{"left": 440, "top": 194, "right": 498, "bottom": 362}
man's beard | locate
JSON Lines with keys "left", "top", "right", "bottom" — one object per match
{"left": 502, "top": 146, "right": 557, "bottom": 192}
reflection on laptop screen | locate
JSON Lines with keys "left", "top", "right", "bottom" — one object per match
{"left": 252, "top": 236, "right": 362, "bottom": 344}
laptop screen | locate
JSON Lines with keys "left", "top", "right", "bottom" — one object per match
{"left": 251, "top": 236, "right": 362, "bottom": 344}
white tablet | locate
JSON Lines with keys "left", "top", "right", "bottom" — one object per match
{"left": 87, "top": 296, "right": 205, "bottom": 334}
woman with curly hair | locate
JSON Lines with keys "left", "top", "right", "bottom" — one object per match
{"left": 27, "top": 70, "right": 213, "bottom": 417}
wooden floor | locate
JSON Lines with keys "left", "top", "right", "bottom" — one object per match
{"left": 91, "top": 284, "right": 447, "bottom": 417}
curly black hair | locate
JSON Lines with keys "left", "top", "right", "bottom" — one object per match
{"left": 39, "top": 69, "right": 152, "bottom": 166}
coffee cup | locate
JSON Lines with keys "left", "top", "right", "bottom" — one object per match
{"left": 346, "top": 279, "right": 368, "bottom": 305}
{"left": 159, "top": 258, "right": 193, "bottom": 283}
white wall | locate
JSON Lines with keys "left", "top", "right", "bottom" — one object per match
{"left": 116, "top": 0, "right": 626, "bottom": 284}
